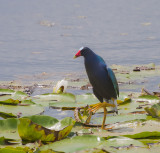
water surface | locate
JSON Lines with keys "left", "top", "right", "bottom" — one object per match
{"left": 0, "top": 0, "right": 160, "bottom": 80}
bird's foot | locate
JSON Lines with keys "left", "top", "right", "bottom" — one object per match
{"left": 101, "top": 126, "right": 114, "bottom": 130}
{"left": 88, "top": 102, "right": 115, "bottom": 113}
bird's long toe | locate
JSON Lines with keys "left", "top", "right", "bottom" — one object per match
{"left": 88, "top": 103, "right": 102, "bottom": 113}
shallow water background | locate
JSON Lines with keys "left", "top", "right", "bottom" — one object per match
{"left": 0, "top": 0, "right": 160, "bottom": 81}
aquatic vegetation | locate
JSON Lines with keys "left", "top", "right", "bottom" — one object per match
{"left": 0, "top": 64, "right": 160, "bottom": 152}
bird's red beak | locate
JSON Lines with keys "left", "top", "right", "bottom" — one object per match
{"left": 73, "top": 50, "right": 81, "bottom": 59}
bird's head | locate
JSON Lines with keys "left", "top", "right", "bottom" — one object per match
{"left": 73, "top": 47, "right": 91, "bottom": 59}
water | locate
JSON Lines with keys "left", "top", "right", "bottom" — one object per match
{"left": 0, "top": 0, "right": 160, "bottom": 81}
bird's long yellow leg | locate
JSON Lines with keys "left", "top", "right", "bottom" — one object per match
{"left": 88, "top": 102, "right": 115, "bottom": 130}
{"left": 102, "top": 107, "right": 107, "bottom": 129}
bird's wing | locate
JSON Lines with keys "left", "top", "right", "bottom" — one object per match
{"left": 107, "top": 67, "right": 119, "bottom": 97}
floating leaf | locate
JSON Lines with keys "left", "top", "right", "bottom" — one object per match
{"left": 0, "top": 89, "right": 15, "bottom": 94}
{"left": 11, "top": 91, "right": 28, "bottom": 100}
{"left": 0, "top": 136, "right": 18, "bottom": 145}
{"left": 38, "top": 135, "right": 105, "bottom": 152}
{"left": 117, "top": 92, "right": 132, "bottom": 105}
{"left": 18, "top": 117, "right": 75, "bottom": 143}
{"left": 33, "top": 93, "right": 76, "bottom": 103}
{"left": 124, "top": 131, "right": 160, "bottom": 139}
{"left": 0, "top": 118, "right": 20, "bottom": 140}
{"left": 50, "top": 94, "right": 98, "bottom": 109}
{"left": 0, "top": 146, "right": 31, "bottom": 153}
{"left": 139, "top": 95, "right": 159, "bottom": 100}
{"left": 92, "top": 114, "right": 147, "bottom": 125}
{"left": 38, "top": 135, "right": 147, "bottom": 153}
{"left": 0, "top": 112, "right": 17, "bottom": 119}
{"left": 145, "top": 103, "right": 160, "bottom": 118}
{"left": 0, "top": 104, "right": 44, "bottom": 117}
{"left": 23, "top": 115, "right": 59, "bottom": 129}
{"left": 0, "top": 99, "right": 21, "bottom": 105}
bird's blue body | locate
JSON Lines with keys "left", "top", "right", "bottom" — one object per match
{"left": 81, "top": 47, "right": 119, "bottom": 102}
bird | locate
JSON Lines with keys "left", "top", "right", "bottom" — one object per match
{"left": 74, "top": 47, "right": 119, "bottom": 129}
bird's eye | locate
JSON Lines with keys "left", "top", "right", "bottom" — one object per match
{"left": 79, "top": 47, "right": 84, "bottom": 51}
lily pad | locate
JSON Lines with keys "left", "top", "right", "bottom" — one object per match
{"left": 92, "top": 114, "right": 147, "bottom": 125}
{"left": 50, "top": 94, "right": 99, "bottom": 109}
{"left": 138, "top": 95, "right": 160, "bottom": 104}
{"left": 0, "top": 118, "right": 20, "bottom": 140}
{"left": 0, "top": 146, "right": 31, "bottom": 153}
{"left": 0, "top": 99, "right": 21, "bottom": 105}
{"left": 0, "top": 89, "right": 15, "bottom": 94}
{"left": 23, "top": 115, "right": 59, "bottom": 129}
{"left": 0, "top": 136, "right": 18, "bottom": 145}
{"left": 18, "top": 117, "right": 75, "bottom": 143}
{"left": 33, "top": 93, "right": 76, "bottom": 103}
{"left": 38, "top": 135, "right": 105, "bottom": 152}
{"left": 38, "top": 135, "right": 148, "bottom": 153}
{"left": 0, "top": 112, "right": 17, "bottom": 119}
{"left": 124, "top": 131, "right": 160, "bottom": 139}
{"left": 145, "top": 103, "right": 160, "bottom": 118}
{"left": 0, "top": 104, "right": 44, "bottom": 117}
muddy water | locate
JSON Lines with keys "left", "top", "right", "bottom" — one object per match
{"left": 0, "top": 0, "right": 160, "bottom": 81}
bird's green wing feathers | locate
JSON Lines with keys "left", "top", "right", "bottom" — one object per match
{"left": 107, "top": 67, "right": 119, "bottom": 97}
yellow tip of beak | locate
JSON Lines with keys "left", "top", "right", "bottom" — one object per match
{"left": 73, "top": 56, "right": 77, "bottom": 59}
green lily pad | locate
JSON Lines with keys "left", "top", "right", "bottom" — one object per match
{"left": 38, "top": 135, "right": 147, "bottom": 153}
{"left": 145, "top": 103, "right": 160, "bottom": 118}
{"left": 50, "top": 93, "right": 132, "bottom": 110}
{"left": 23, "top": 115, "right": 59, "bottom": 129}
{"left": 0, "top": 146, "right": 31, "bottom": 153}
{"left": 50, "top": 94, "right": 99, "bottom": 109}
{"left": 0, "top": 89, "right": 29, "bottom": 101}
{"left": 117, "top": 92, "right": 132, "bottom": 105}
{"left": 92, "top": 114, "right": 147, "bottom": 125}
{"left": 124, "top": 131, "right": 160, "bottom": 139}
{"left": 33, "top": 93, "right": 76, "bottom": 103}
{"left": 0, "top": 99, "right": 21, "bottom": 105}
{"left": 0, "top": 89, "right": 15, "bottom": 94}
{"left": 38, "top": 135, "right": 105, "bottom": 152}
{"left": 0, "top": 136, "right": 18, "bottom": 145}
{"left": 0, "top": 112, "right": 17, "bottom": 119}
{"left": 18, "top": 117, "right": 75, "bottom": 143}
{"left": 138, "top": 95, "right": 160, "bottom": 103}
{"left": 0, "top": 104, "right": 44, "bottom": 117}
{"left": 104, "top": 136, "right": 145, "bottom": 147}
{"left": 0, "top": 118, "right": 20, "bottom": 140}
{"left": 11, "top": 91, "right": 29, "bottom": 100}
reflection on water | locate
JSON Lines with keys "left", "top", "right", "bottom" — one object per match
{"left": 0, "top": 0, "right": 160, "bottom": 80}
